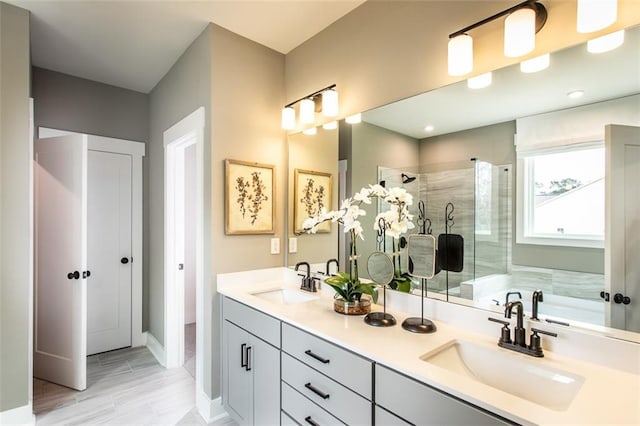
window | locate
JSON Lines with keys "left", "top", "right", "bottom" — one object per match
{"left": 517, "top": 144, "right": 604, "bottom": 248}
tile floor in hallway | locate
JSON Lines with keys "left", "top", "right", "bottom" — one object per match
{"left": 34, "top": 325, "right": 234, "bottom": 425}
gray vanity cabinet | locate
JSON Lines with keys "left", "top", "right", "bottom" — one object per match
{"left": 375, "top": 365, "right": 512, "bottom": 425}
{"left": 222, "top": 298, "right": 280, "bottom": 426}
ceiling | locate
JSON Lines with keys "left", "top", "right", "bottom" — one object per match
{"left": 364, "top": 25, "right": 640, "bottom": 139}
{"left": 8, "top": 0, "right": 365, "bottom": 93}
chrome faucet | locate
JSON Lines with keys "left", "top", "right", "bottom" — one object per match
{"left": 505, "top": 291, "right": 522, "bottom": 306}
{"left": 531, "top": 290, "right": 543, "bottom": 320}
{"left": 325, "top": 258, "right": 339, "bottom": 276}
{"left": 295, "top": 261, "right": 318, "bottom": 292}
{"left": 505, "top": 300, "right": 526, "bottom": 346}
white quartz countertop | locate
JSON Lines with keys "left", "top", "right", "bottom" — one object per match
{"left": 218, "top": 276, "right": 640, "bottom": 425}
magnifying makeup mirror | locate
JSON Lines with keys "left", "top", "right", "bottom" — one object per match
{"left": 403, "top": 234, "right": 437, "bottom": 333}
{"left": 364, "top": 251, "right": 397, "bottom": 327}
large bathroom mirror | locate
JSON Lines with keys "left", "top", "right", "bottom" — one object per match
{"left": 286, "top": 24, "right": 640, "bottom": 339}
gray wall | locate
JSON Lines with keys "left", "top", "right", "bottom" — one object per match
{"left": 31, "top": 67, "right": 151, "bottom": 330}
{"left": 420, "top": 121, "right": 603, "bottom": 274}
{"left": 32, "top": 67, "right": 148, "bottom": 143}
{"left": 0, "top": 2, "right": 31, "bottom": 413}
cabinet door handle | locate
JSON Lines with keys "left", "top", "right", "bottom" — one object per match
{"left": 304, "top": 416, "right": 320, "bottom": 426}
{"left": 305, "top": 349, "right": 330, "bottom": 364}
{"left": 304, "top": 382, "right": 330, "bottom": 400}
{"left": 246, "top": 346, "right": 252, "bottom": 371}
{"left": 240, "top": 343, "right": 247, "bottom": 368}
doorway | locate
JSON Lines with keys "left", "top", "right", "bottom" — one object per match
{"left": 163, "top": 108, "right": 205, "bottom": 398}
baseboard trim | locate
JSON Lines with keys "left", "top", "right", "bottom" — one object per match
{"left": 146, "top": 332, "right": 166, "bottom": 367}
{"left": 196, "top": 391, "right": 228, "bottom": 424}
{"left": 0, "top": 403, "right": 35, "bottom": 425}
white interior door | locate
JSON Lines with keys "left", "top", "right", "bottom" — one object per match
{"left": 605, "top": 124, "right": 640, "bottom": 332}
{"left": 87, "top": 150, "right": 132, "bottom": 355}
{"left": 34, "top": 135, "right": 87, "bottom": 391}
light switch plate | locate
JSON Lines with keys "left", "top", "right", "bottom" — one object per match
{"left": 270, "top": 238, "right": 280, "bottom": 255}
{"left": 289, "top": 237, "right": 298, "bottom": 253}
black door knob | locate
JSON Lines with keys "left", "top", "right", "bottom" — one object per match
{"left": 121, "top": 257, "right": 129, "bottom": 264}
{"left": 613, "top": 293, "right": 631, "bottom": 305}
{"left": 67, "top": 271, "right": 80, "bottom": 280}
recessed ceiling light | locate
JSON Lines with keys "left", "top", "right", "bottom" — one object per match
{"left": 424, "top": 125, "right": 435, "bottom": 132}
{"left": 567, "top": 90, "right": 585, "bottom": 99}
{"left": 467, "top": 72, "right": 492, "bottom": 89}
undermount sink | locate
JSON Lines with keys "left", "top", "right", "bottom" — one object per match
{"left": 420, "top": 339, "right": 585, "bottom": 411}
{"left": 251, "top": 288, "right": 319, "bottom": 305}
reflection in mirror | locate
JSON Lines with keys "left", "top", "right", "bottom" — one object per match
{"left": 287, "top": 127, "right": 339, "bottom": 272}
{"left": 352, "top": 25, "right": 640, "bottom": 337}
{"left": 407, "top": 234, "right": 437, "bottom": 280}
{"left": 367, "top": 251, "right": 395, "bottom": 285}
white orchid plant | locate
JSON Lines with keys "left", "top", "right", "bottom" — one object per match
{"left": 302, "top": 184, "right": 416, "bottom": 301}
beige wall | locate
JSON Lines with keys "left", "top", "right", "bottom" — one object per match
{"left": 209, "top": 23, "right": 285, "bottom": 396}
{"left": 0, "top": 2, "right": 31, "bottom": 413}
{"left": 285, "top": 1, "right": 640, "bottom": 119}
{"left": 287, "top": 128, "right": 339, "bottom": 268}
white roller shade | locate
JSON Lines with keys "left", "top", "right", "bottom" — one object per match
{"left": 515, "top": 94, "right": 640, "bottom": 153}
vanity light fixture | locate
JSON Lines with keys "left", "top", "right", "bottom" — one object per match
{"left": 280, "top": 84, "right": 338, "bottom": 130}
{"left": 447, "top": 0, "right": 547, "bottom": 76}
{"left": 577, "top": 0, "right": 617, "bottom": 33}
{"left": 520, "top": 53, "right": 550, "bottom": 73}
{"left": 345, "top": 113, "right": 362, "bottom": 124}
{"left": 467, "top": 72, "right": 492, "bottom": 89}
{"left": 587, "top": 30, "right": 625, "bottom": 53}
{"left": 322, "top": 121, "right": 338, "bottom": 130}
{"left": 303, "top": 127, "right": 317, "bottom": 135}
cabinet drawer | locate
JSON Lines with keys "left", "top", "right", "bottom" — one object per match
{"left": 375, "top": 365, "right": 510, "bottom": 426}
{"left": 223, "top": 297, "right": 280, "bottom": 347}
{"left": 282, "top": 353, "right": 371, "bottom": 426}
{"left": 282, "top": 323, "right": 372, "bottom": 398}
{"left": 282, "top": 382, "right": 344, "bottom": 426}
{"left": 374, "top": 406, "right": 410, "bottom": 426}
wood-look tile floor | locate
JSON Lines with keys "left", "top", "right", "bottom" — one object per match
{"left": 34, "top": 344, "right": 235, "bottom": 425}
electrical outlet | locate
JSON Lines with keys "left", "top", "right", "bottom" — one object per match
{"left": 289, "top": 237, "right": 297, "bottom": 253}
{"left": 270, "top": 238, "right": 280, "bottom": 254}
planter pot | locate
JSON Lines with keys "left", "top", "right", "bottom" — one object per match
{"left": 333, "top": 296, "right": 371, "bottom": 315}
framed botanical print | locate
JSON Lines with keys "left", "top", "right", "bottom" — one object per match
{"left": 294, "top": 168, "right": 332, "bottom": 233}
{"left": 225, "top": 159, "right": 275, "bottom": 235}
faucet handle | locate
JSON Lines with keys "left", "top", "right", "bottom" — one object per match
{"left": 488, "top": 317, "right": 512, "bottom": 345}
{"left": 528, "top": 327, "right": 557, "bottom": 357}
{"left": 530, "top": 327, "right": 557, "bottom": 338}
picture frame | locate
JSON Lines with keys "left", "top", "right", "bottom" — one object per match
{"left": 294, "top": 168, "right": 332, "bottom": 233}
{"left": 225, "top": 159, "right": 275, "bottom": 235}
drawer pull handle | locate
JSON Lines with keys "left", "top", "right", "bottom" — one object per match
{"left": 240, "top": 343, "right": 247, "bottom": 368}
{"left": 305, "top": 416, "right": 320, "bottom": 426}
{"left": 246, "top": 346, "right": 252, "bottom": 371}
{"left": 304, "top": 382, "right": 330, "bottom": 400}
{"left": 305, "top": 349, "right": 330, "bottom": 364}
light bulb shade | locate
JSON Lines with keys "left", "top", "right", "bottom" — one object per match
{"left": 299, "top": 98, "right": 315, "bottom": 124}
{"left": 577, "top": 0, "right": 617, "bottom": 33}
{"left": 504, "top": 7, "right": 536, "bottom": 58}
{"left": 520, "top": 53, "right": 550, "bottom": 73}
{"left": 345, "top": 113, "right": 362, "bottom": 124}
{"left": 448, "top": 34, "right": 473, "bottom": 76}
{"left": 467, "top": 72, "right": 492, "bottom": 89}
{"left": 322, "top": 89, "right": 339, "bottom": 117}
{"left": 303, "top": 127, "right": 317, "bottom": 135}
{"left": 587, "top": 30, "right": 624, "bottom": 53}
{"left": 322, "top": 121, "right": 338, "bottom": 130}
{"left": 281, "top": 106, "right": 296, "bottom": 130}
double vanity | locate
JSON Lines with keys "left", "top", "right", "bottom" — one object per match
{"left": 218, "top": 268, "right": 640, "bottom": 425}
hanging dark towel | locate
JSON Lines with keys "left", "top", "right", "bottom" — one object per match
{"left": 437, "top": 233, "right": 464, "bottom": 272}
